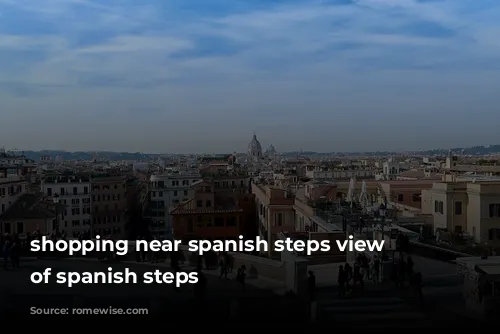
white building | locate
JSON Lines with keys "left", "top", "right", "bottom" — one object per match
{"left": 147, "top": 170, "right": 200, "bottom": 239}
{"left": 41, "top": 173, "right": 92, "bottom": 237}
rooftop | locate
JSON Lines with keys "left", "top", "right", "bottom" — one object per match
{"left": 0, "top": 193, "right": 64, "bottom": 221}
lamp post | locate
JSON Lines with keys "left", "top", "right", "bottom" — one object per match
{"left": 53, "top": 194, "right": 60, "bottom": 234}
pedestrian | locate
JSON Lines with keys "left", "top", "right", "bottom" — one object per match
{"left": 307, "top": 270, "right": 316, "bottom": 301}
{"left": 236, "top": 265, "right": 246, "bottom": 292}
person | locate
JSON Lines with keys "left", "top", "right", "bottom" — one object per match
{"left": 338, "top": 265, "right": 346, "bottom": 297}
{"left": 236, "top": 265, "right": 246, "bottom": 292}
{"left": 398, "top": 258, "right": 407, "bottom": 287}
{"left": 10, "top": 241, "right": 20, "bottom": 268}
{"left": 372, "top": 256, "right": 380, "bottom": 284}
{"left": 3, "top": 239, "right": 11, "bottom": 270}
{"left": 407, "top": 256, "right": 414, "bottom": 277}
{"left": 218, "top": 253, "right": 228, "bottom": 279}
{"left": 307, "top": 270, "right": 316, "bottom": 301}
{"left": 344, "top": 263, "right": 353, "bottom": 292}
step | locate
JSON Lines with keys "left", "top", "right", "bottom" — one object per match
{"left": 335, "top": 320, "right": 433, "bottom": 329}
{"left": 323, "top": 303, "right": 411, "bottom": 314}
{"left": 325, "top": 311, "right": 426, "bottom": 322}
{"left": 321, "top": 297, "right": 404, "bottom": 307}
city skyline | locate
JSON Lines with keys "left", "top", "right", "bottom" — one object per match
{"left": 1, "top": 0, "right": 500, "bottom": 152}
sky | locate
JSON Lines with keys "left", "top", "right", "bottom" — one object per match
{"left": 1, "top": 0, "right": 499, "bottom": 154}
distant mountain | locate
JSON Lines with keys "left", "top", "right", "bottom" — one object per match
{"left": 13, "top": 144, "right": 500, "bottom": 161}
{"left": 22, "top": 150, "right": 158, "bottom": 161}
{"left": 283, "top": 145, "right": 500, "bottom": 157}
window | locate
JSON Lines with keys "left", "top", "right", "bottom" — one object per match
{"left": 184, "top": 190, "right": 188, "bottom": 196}
{"left": 188, "top": 219, "right": 194, "bottom": 233}
{"left": 159, "top": 191, "right": 163, "bottom": 197}
{"left": 173, "top": 190, "right": 178, "bottom": 196}
{"left": 71, "top": 208, "right": 80, "bottom": 215}
{"left": 454, "top": 201, "right": 462, "bottom": 215}
{"left": 71, "top": 199, "right": 80, "bottom": 205}
{"left": 47, "top": 188, "right": 52, "bottom": 196}
{"left": 72, "top": 187, "right": 77, "bottom": 195}
{"left": 227, "top": 216, "right": 237, "bottom": 226}
{"left": 60, "top": 188, "right": 65, "bottom": 195}
{"left": 16, "top": 222, "right": 24, "bottom": 234}
{"left": 206, "top": 200, "right": 212, "bottom": 207}
{"left": 397, "top": 194, "right": 404, "bottom": 202}
{"left": 412, "top": 194, "right": 421, "bottom": 202}
{"left": 197, "top": 200, "right": 203, "bottom": 208}
{"left": 275, "top": 213, "right": 283, "bottom": 226}
{"left": 84, "top": 186, "right": 88, "bottom": 194}
{"left": 434, "top": 200, "right": 444, "bottom": 214}
{"left": 214, "top": 217, "right": 224, "bottom": 226}
{"left": 114, "top": 185, "right": 118, "bottom": 189}
{"left": 489, "top": 203, "right": 500, "bottom": 218}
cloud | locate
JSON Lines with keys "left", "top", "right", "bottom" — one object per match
{"left": 1, "top": 0, "right": 500, "bottom": 152}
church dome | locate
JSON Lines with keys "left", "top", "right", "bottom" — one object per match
{"left": 265, "top": 144, "right": 276, "bottom": 156}
{"left": 247, "top": 133, "right": 262, "bottom": 159}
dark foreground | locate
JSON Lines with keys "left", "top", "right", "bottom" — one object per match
{"left": 0, "top": 259, "right": 305, "bottom": 326}
{"left": 0, "top": 259, "right": 487, "bottom": 328}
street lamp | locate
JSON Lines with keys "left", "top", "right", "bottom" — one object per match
{"left": 53, "top": 194, "right": 60, "bottom": 233}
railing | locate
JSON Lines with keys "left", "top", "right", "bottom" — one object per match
{"left": 409, "top": 240, "right": 472, "bottom": 262}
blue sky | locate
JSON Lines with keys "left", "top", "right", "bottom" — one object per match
{"left": 1, "top": 0, "right": 499, "bottom": 153}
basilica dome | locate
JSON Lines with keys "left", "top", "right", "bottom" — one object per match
{"left": 265, "top": 144, "right": 276, "bottom": 156}
{"left": 247, "top": 133, "right": 262, "bottom": 160}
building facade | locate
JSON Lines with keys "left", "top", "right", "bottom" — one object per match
{"left": 171, "top": 180, "right": 247, "bottom": 241}
{"left": 91, "top": 174, "right": 128, "bottom": 238}
{"left": 41, "top": 173, "right": 91, "bottom": 237}
{"left": 422, "top": 181, "right": 500, "bottom": 244}
{"left": 146, "top": 170, "right": 200, "bottom": 239}
{"left": 252, "top": 183, "right": 295, "bottom": 255}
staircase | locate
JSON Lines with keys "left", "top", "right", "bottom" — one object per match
{"left": 317, "top": 288, "right": 431, "bottom": 328}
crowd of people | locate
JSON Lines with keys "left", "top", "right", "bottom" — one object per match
{"left": 306, "top": 251, "right": 424, "bottom": 302}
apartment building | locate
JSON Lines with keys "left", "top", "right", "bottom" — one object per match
{"left": 422, "top": 180, "right": 500, "bottom": 244}
{"left": 91, "top": 174, "right": 128, "bottom": 238}
{"left": 147, "top": 170, "right": 200, "bottom": 239}
{"left": 0, "top": 152, "right": 36, "bottom": 216}
{"left": 0, "top": 167, "right": 28, "bottom": 217}
{"left": 41, "top": 173, "right": 91, "bottom": 237}
{"left": 0, "top": 193, "right": 64, "bottom": 235}
{"left": 171, "top": 179, "right": 252, "bottom": 241}
{"left": 252, "top": 183, "right": 295, "bottom": 255}
{"left": 379, "top": 180, "right": 435, "bottom": 212}
{"left": 305, "top": 168, "right": 375, "bottom": 180}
